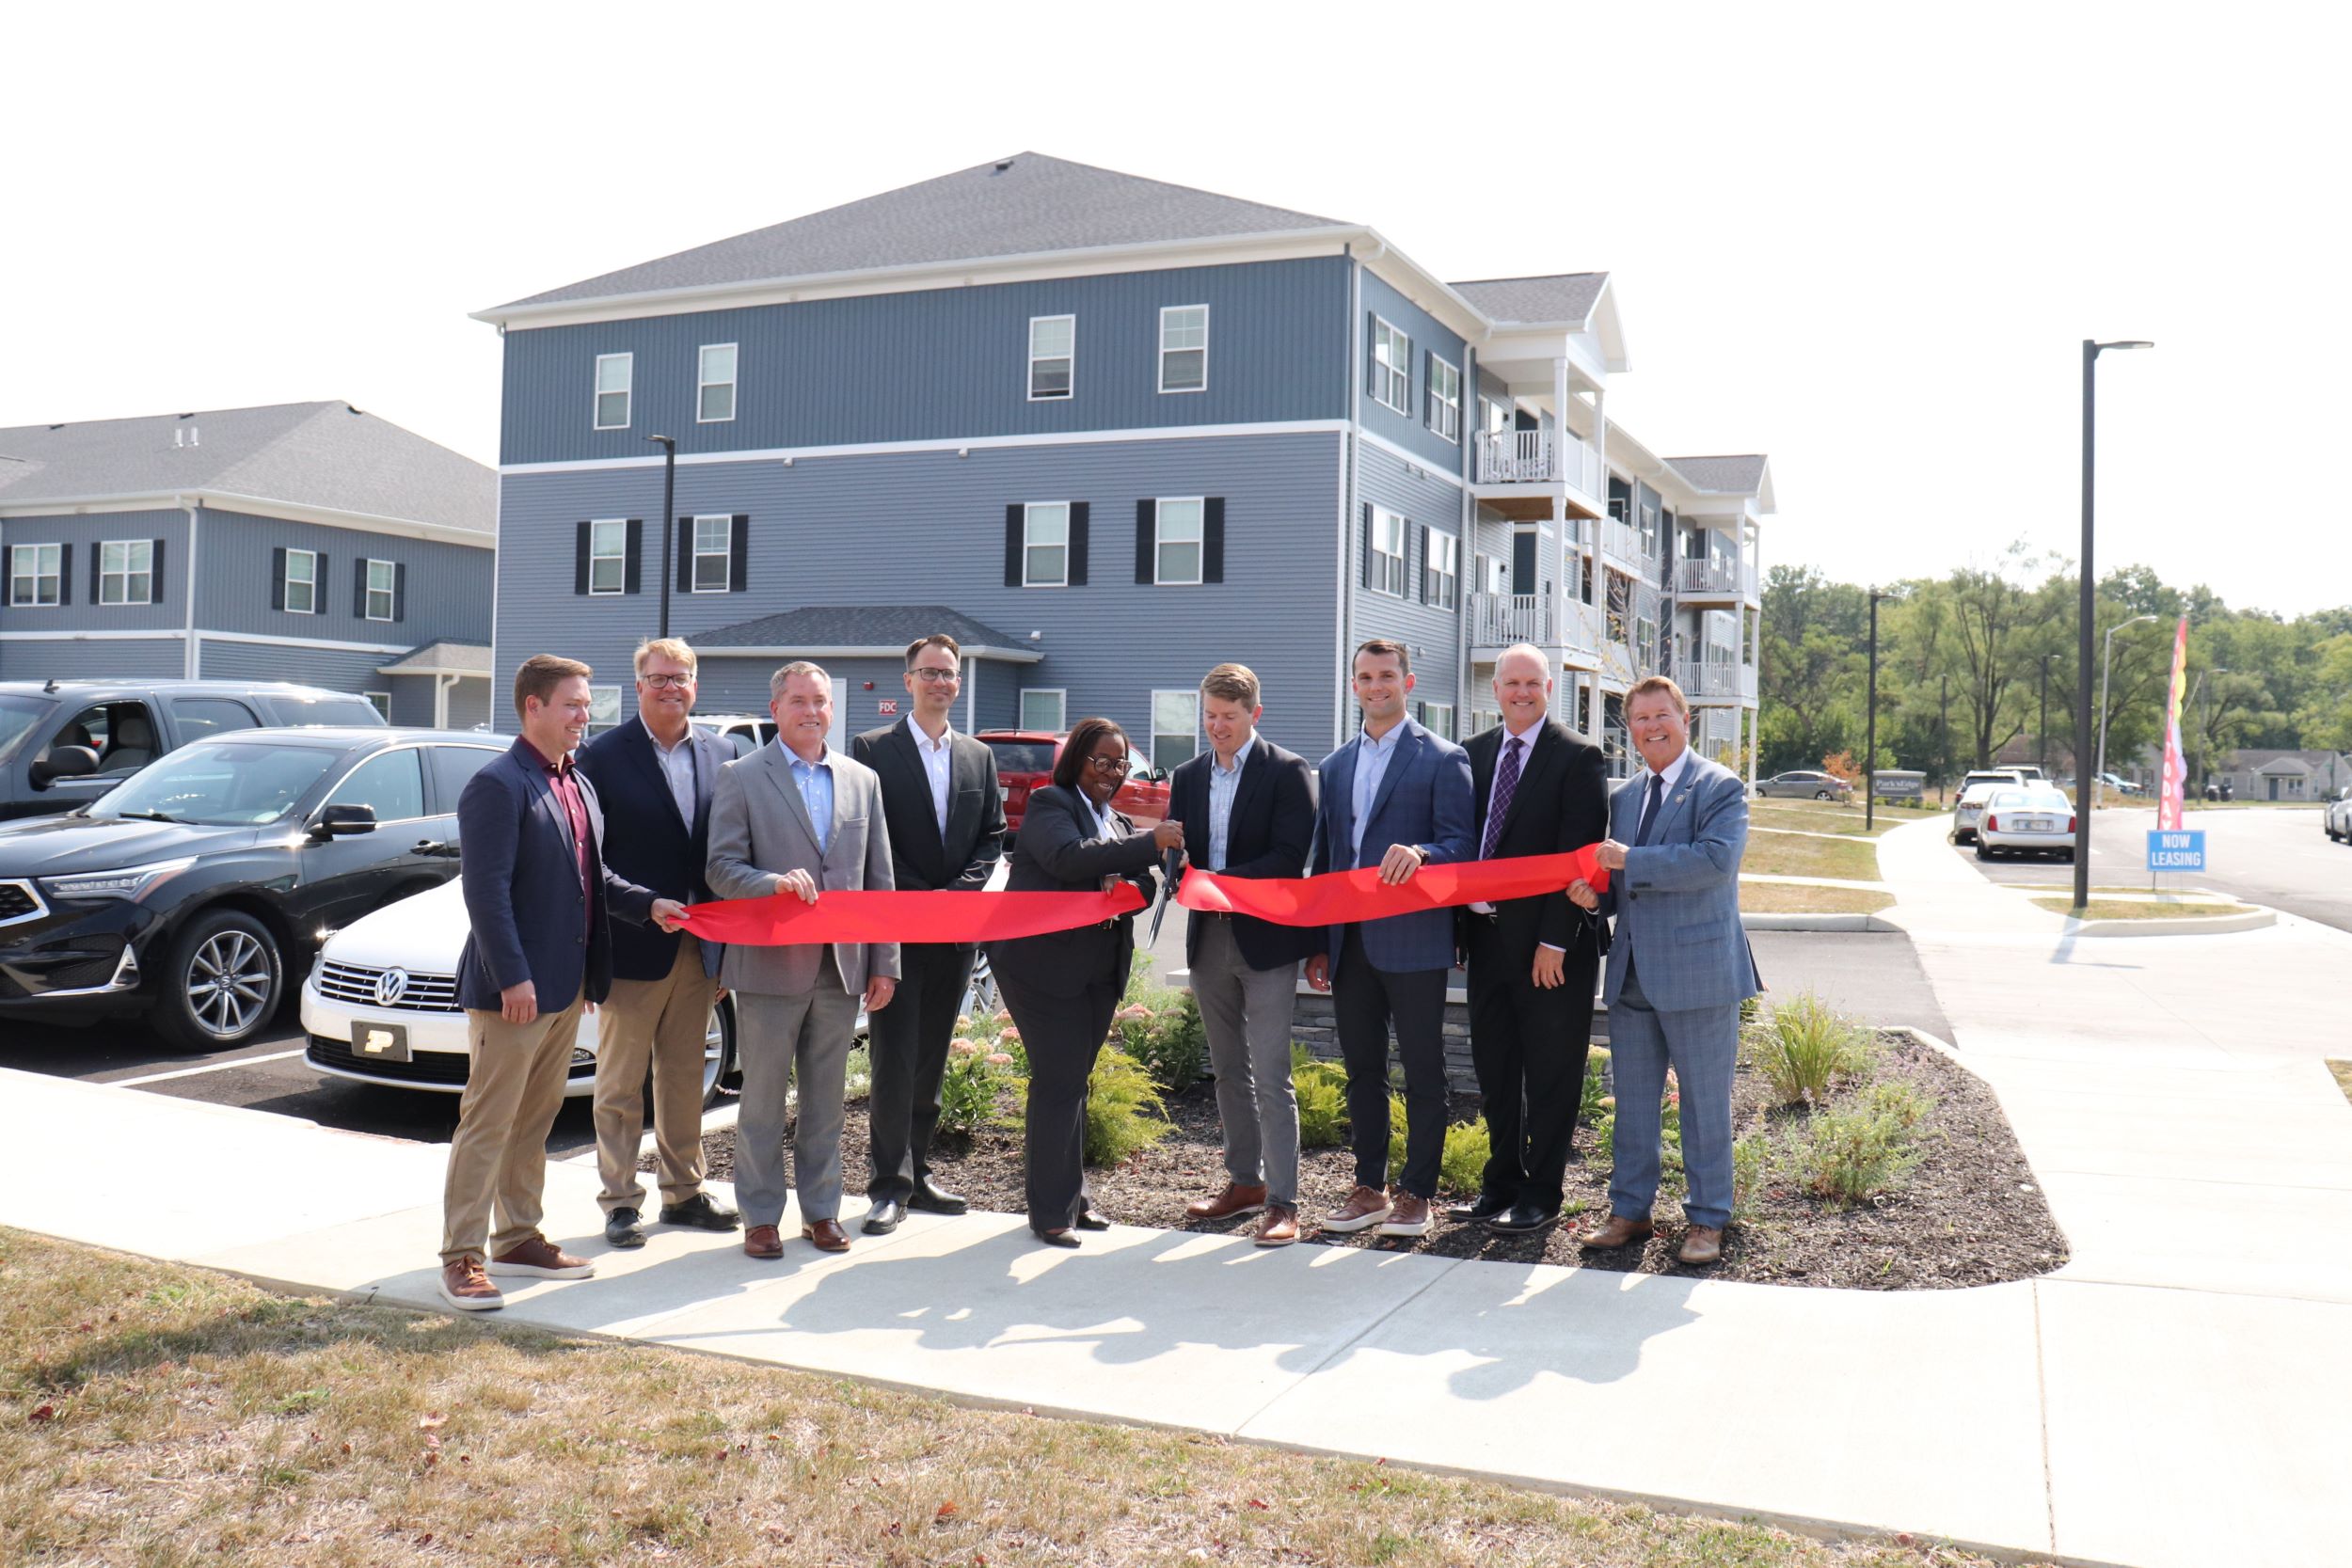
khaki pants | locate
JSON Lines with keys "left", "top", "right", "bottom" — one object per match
{"left": 594, "top": 935, "right": 719, "bottom": 1212}
{"left": 441, "top": 992, "right": 586, "bottom": 1263}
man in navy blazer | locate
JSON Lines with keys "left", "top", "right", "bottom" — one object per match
{"left": 575, "top": 638, "right": 740, "bottom": 1250}
{"left": 1303, "top": 639, "right": 1474, "bottom": 1240}
{"left": 439, "top": 655, "right": 684, "bottom": 1313}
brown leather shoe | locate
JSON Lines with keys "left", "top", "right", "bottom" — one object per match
{"left": 743, "top": 1224, "right": 785, "bottom": 1259}
{"left": 485, "top": 1236, "right": 594, "bottom": 1279}
{"left": 1577, "top": 1213, "right": 1657, "bottom": 1250}
{"left": 1377, "top": 1191, "right": 1431, "bottom": 1238}
{"left": 1677, "top": 1226, "right": 1725, "bottom": 1266}
{"left": 1185, "top": 1181, "right": 1269, "bottom": 1221}
{"left": 1256, "top": 1204, "right": 1300, "bottom": 1247}
{"left": 437, "top": 1257, "right": 501, "bottom": 1312}
{"left": 802, "top": 1219, "right": 851, "bottom": 1253}
{"left": 1320, "top": 1184, "right": 1393, "bottom": 1234}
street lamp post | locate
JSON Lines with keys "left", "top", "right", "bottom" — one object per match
{"left": 2073, "top": 338, "right": 2153, "bottom": 913}
{"left": 2094, "top": 612, "right": 2162, "bottom": 812}
{"left": 1866, "top": 587, "right": 1897, "bottom": 830}
{"left": 2187, "top": 668, "right": 2229, "bottom": 795}
{"left": 646, "top": 435, "right": 676, "bottom": 639}
{"left": 2038, "top": 653, "right": 2054, "bottom": 776}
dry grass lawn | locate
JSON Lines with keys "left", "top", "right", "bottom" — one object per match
{"left": 2029, "top": 897, "right": 2253, "bottom": 922}
{"left": 2328, "top": 1062, "right": 2352, "bottom": 1108}
{"left": 1740, "top": 832, "right": 1883, "bottom": 882}
{"left": 0, "top": 1227, "right": 2041, "bottom": 1568}
{"left": 1740, "top": 882, "right": 1896, "bottom": 915}
{"left": 1748, "top": 800, "right": 1938, "bottom": 839}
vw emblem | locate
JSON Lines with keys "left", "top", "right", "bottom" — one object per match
{"left": 373, "top": 968, "right": 409, "bottom": 1007}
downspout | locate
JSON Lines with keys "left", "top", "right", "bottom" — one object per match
{"left": 1340, "top": 245, "right": 1361, "bottom": 750}
{"left": 965, "top": 657, "right": 977, "bottom": 733}
{"left": 1458, "top": 343, "right": 1473, "bottom": 733}
{"left": 180, "top": 496, "right": 200, "bottom": 677}
{"left": 435, "top": 672, "right": 456, "bottom": 729}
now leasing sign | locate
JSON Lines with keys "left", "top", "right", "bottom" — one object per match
{"left": 2147, "top": 829, "right": 2206, "bottom": 872}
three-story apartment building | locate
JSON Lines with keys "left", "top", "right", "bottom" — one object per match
{"left": 477, "top": 154, "right": 1766, "bottom": 777}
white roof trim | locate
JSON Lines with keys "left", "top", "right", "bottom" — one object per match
{"left": 696, "top": 642, "right": 1043, "bottom": 665}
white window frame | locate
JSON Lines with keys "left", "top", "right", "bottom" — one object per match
{"left": 363, "top": 558, "right": 396, "bottom": 623}
{"left": 1369, "top": 506, "right": 1406, "bottom": 598}
{"left": 587, "top": 685, "right": 624, "bottom": 736}
{"left": 691, "top": 515, "right": 732, "bottom": 594}
{"left": 696, "top": 342, "right": 738, "bottom": 423}
{"left": 1153, "top": 497, "right": 1204, "bottom": 586}
{"left": 1370, "top": 316, "right": 1411, "bottom": 414}
{"left": 363, "top": 690, "right": 392, "bottom": 721}
{"left": 1027, "top": 314, "right": 1074, "bottom": 401}
{"left": 98, "top": 539, "right": 154, "bottom": 606}
{"left": 1417, "top": 702, "right": 1455, "bottom": 740}
{"left": 1637, "top": 614, "right": 1659, "bottom": 673}
{"left": 1423, "top": 529, "right": 1460, "bottom": 610}
{"left": 9, "top": 542, "right": 61, "bottom": 607}
{"left": 283, "top": 547, "right": 318, "bottom": 615}
{"left": 594, "top": 352, "right": 633, "bottom": 430}
{"left": 1426, "top": 355, "right": 1461, "bottom": 443}
{"left": 1150, "top": 689, "right": 1200, "bottom": 771}
{"left": 1019, "top": 688, "right": 1067, "bottom": 734}
{"left": 1158, "top": 304, "right": 1208, "bottom": 394}
{"left": 587, "top": 519, "right": 627, "bottom": 595}
{"left": 1022, "top": 501, "right": 1070, "bottom": 588}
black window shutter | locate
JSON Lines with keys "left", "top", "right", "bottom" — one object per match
{"left": 1365, "top": 315, "right": 1377, "bottom": 399}
{"left": 271, "top": 546, "right": 286, "bottom": 610}
{"left": 393, "top": 562, "right": 407, "bottom": 622}
{"left": 88, "top": 546, "right": 101, "bottom": 604}
{"left": 1417, "top": 525, "right": 1431, "bottom": 603}
{"left": 315, "top": 554, "right": 329, "bottom": 610}
{"left": 1135, "top": 499, "right": 1155, "bottom": 584}
{"left": 1202, "top": 498, "right": 1225, "bottom": 584}
{"left": 149, "top": 539, "right": 167, "bottom": 604}
{"left": 675, "top": 517, "right": 693, "bottom": 593}
{"left": 1068, "top": 501, "right": 1089, "bottom": 586}
{"left": 57, "top": 543, "right": 72, "bottom": 606}
{"left": 574, "top": 522, "right": 591, "bottom": 595}
{"left": 729, "top": 515, "right": 749, "bottom": 592}
{"left": 354, "top": 562, "right": 369, "bottom": 617}
{"left": 1004, "top": 504, "right": 1024, "bottom": 587}
{"left": 1512, "top": 531, "right": 1536, "bottom": 594}
{"left": 623, "top": 519, "right": 643, "bottom": 594}
{"left": 1360, "top": 503, "right": 1374, "bottom": 589}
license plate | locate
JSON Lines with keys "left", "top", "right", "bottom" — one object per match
{"left": 354, "top": 1022, "right": 410, "bottom": 1063}
{"left": 2022, "top": 817, "right": 2050, "bottom": 832}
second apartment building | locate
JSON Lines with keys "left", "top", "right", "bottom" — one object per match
{"left": 477, "top": 153, "right": 1767, "bottom": 778}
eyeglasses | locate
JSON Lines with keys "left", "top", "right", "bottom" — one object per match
{"left": 1086, "top": 754, "right": 1132, "bottom": 774}
{"left": 640, "top": 673, "right": 694, "bottom": 689}
{"left": 909, "top": 667, "right": 961, "bottom": 684}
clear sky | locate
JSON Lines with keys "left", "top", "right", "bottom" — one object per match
{"left": 7, "top": 3, "right": 2344, "bottom": 615}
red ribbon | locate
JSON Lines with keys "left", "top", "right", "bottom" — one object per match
{"left": 1176, "top": 847, "right": 1609, "bottom": 927}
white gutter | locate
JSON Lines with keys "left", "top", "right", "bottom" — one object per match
{"left": 0, "top": 490, "right": 494, "bottom": 550}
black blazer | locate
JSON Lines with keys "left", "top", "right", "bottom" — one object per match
{"left": 576, "top": 716, "right": 730, "bottom": 982}
{"left": 850, "top": 721, "right": 1006, "bottom": 921}
{"left": 1168, "top": 737, "right": 1317, "bottom": 972}
{"left": 455, "top": 739, "right": 655, "bottom": 1011}
{"left": 1462, "top": 720, "right": 1611, "bottom": 964}
{"left": 984, "top": 784, "right": 1159, "bottom": 1000}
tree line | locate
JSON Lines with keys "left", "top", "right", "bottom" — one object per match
{"left": 1756, "top": 546, "right": 2352, "bottom": 784}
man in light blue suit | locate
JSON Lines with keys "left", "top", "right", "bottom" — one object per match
{"left": 1568, "top": 673, "right": 1761, "bottom": 1266}
{"left": 1304, "top": 639, "right": 1475, "bottom": 1240}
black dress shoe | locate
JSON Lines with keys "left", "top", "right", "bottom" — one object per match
{"left": 659, "top": 1193, "right": 741, "bottom": 1231}
{"left": 1483, "top": 1201, "right": 1559, "bottom": 1236}
{"left": 907, "top": 1178, "right": 968, "bottom": 1216}
{"left": 604, "top": 1207, "right": 645, "bottom": 1248}
{"left": 1033, "top": 1227, "right": 1081, "bottom": 1248}
{"left": 862, "top": 1197, "right": 907, "bottom": 1236}
{"left": 1446, "top": 1194, "right": 1513, "bottom": 1224}
{"left": 1073, "top": 1210, "right": 1111, "bottom": 1232}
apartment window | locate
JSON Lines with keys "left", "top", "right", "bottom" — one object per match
{"left": 1422, "top": 529, "right": 1459, "bottom": 610}
{"left": 1154, "top": 498, "right": 1204, "bottom": 585}
{"left": 1369, "top": 317, "right": 1411, "bottom": 413}
{"left": 697, "top": 343, "right": 738, "bottom": 423}
{"left": 1426, "top": 356, "right": 1461, "bottom": 442}
{"left": 9, "top": 543, "right": 61, "bottom": 607}
{"left": 1151, "top": 689, "right": 1200, "bottom": 770}
{"left": 588, "top": 519, "right": 627, "bottom": 594}
{"left": 364, "top": 559, "right": 396, "bottom": 622}
{"left": 1159, "top": 305, "right": 1208, "bottom": 392}
{"left": 1416, "top": 702, "right": 1454, "bottom": 740}
{"left": 364, "top": 691, "right": 392, "bottom": 721}
{"left": 284, "top": 548, "right": 318, "bottom": 615}
{"left": 1369, "top": 506, "right": 1406, "bottom": 597}
{"left": 99, "top": 540, "right": 154, "bottom": 605}
{"left": 691, "top": 515, "right": 733, "bottom": 593}
{"left": 594, "top": 353, "right": 632, "bottom": 429}
{"left": 1020, "top": 689, "right": 1066, "bottom": 733}
{"left": 1606, "top": 569, "right": 1631, "bottom": 645}
{"left": 1636, "top": 615, "right": 1658, "bottom": 673}
{"left": 588, "top": 686, "right": 623, "bottom": 736}
{"left": 1023, "top": 502, "right": 1070, "bottom": 587}
{"left": 1638, "top": 502, "right": 1661, "bottom": 559}
{"left": 1028, "top": 315, "right": 1073, "bottom": 400}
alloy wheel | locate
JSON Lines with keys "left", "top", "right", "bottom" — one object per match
{"left": 186, "top": 930, "right": 273, "bottom": 1038}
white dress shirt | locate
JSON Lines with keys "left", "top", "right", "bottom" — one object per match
{"left": 907, "top": 716, "right": 954, "bottom": 837}
{"left": 649, "top": 724, "right": 698, "bottom": 829}
{"left": 1206, "top": 734, "right": 1255, "bottom": 872}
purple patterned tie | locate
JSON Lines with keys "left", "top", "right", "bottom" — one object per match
{"left": 1481, "top": 736, "right": 1522, "bottom": 859}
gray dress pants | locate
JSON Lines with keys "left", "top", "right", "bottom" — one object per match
{"left": 732, "top": 951, "right": 860, "bottom": 1228}
{"left": 1190, "top": 915, "right": 1302, "bottom": 1205}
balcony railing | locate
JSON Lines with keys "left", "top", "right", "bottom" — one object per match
{"left": 1688, "top": 657, "right": 1758, "bottom": 701}
{"left": 1675, "top": 558, "right": 1756, "bottom": 598}
{"left": 1472, "top": 428, "right": 1605, "bottom": 497}
{"left": 1604, "top": 725, "right": 1635, "bottom": 780}
{"left": 1601, "top": 515, "right": 1643, "bottom": 563}
{"left": 1470, "top": 591, "right": 1554, "bottom": 648}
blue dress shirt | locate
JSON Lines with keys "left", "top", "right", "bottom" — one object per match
{"left": 781, "top": 742, "right": 834, "bottom": 853}
{"left": 1349, "top": 723, "right": 1405, "bottom": 867}
{"left": 1206, "top": 735, "right": 1255, "bottom": 872}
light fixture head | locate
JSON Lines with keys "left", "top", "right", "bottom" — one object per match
{"left": 2096, "top": 340, "right": 2154, "bottom": 353}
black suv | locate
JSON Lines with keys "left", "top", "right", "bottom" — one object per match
{"left": 0, "top": 679, "right": 386, "bottom": 821}
{"left": 0, "top": 727, "right": 503, "bottom": 1048}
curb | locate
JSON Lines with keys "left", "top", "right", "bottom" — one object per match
{"left": 2066, "top": 908, "right": 2276, "bottom": 939}
{"left": 1739, "top": 912, "right": 1899, "bottom": 933}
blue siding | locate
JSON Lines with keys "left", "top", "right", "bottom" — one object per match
{"left": 197, "top": 639, "right": 389, "bottom": 694}
{"left": 0, "top": 509, "right": 190, "bottom": 633}
{"left": 1350, "top": 441, "right": 1465, "bottom": 734}
{"left": 1356, "top": 270, "right": 1470, "bottom": 476}
{"left": 492, "top": 432, "right": 1344, "bottom": 758}
{"left": 0, "top": 635, "right": 183, "bottom": 681}
{"left": 196, "top": 508, "right": 492, "bottom": 647}
{"left": 501, "top": 258, "right": 1352, "bottom": 466}
{"left": 384, "top": 674, "right": 490, "bottom": 730}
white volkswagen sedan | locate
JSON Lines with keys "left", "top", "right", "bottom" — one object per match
{"left": 1974, "top": 787, "right": 2076, "bottom": 862}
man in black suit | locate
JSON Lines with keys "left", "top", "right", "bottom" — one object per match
{"left": 1168, "top": 663, "right": 1317, "bottom": 1246}
{"left": 439, "top": 655, "right": 685, "bottom": 1312}
{"left": 1456, "top": 643, "right": 1610, "bottom": 1236}
{"left": 849, "top": 633, "right": 1006, "bottom": 1234}
{"left": 576, "top": 638, "right": 741, "bottom": 1250}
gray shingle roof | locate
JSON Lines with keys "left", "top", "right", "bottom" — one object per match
{"left": 496, "top": 153, "right": 1350, "bottom": 311}
{"left": 1663, "top": 454, "right": 1770, "bottom": 494}
{"left": 692, "top": 605, "right": 1041, "bottom": 660}
{"left": 1447, "top": 273, "right": 1608, "bottom": 326}
{"left": 0, "top": 402, "right": 495, "bottom": 535}
{"left": 378, "top": 641, "right": 492, "bottom": 675}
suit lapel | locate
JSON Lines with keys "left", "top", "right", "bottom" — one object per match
{"left": 1226, "top": 742, "right": 1269, "bottom": 847}
{"left": 761, "top": 745, "right": 822, "bottom": 853}
{"left": 1494, "top": 722, "right": 1555, "bottom": 844}
{"left": 691, "top": 731, "right": 722, "bottom": 840}
{"left": 1327, "top": 742, "right": 1360, "bottom": 857}
{"left": 892, "top": 721, "right": 947, "bottom": 865}
{"left": 513, "top": 744, "right": 575, "bottom": 851}
{"left": 1363, "top": 724, "right": 1422, "bottom": 834}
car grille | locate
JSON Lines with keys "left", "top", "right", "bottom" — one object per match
{"left": 0, "top": 880, "right": 43, "bottom": 925}
{"left": 316, "top": 961, "right": 461, "bottom": 1012}
{"left": 306, "top": 1035, "right": 595, "bottom": 1086}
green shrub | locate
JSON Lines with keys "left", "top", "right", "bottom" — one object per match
{"left": 1438, "top": 1118, "right": 1491, "bottom": 1196}
{"left": 935, "top": 1037, "right": 1020, "bottom": 1138}
{"left": 1293, "top": 1046, "right": 1349, "bottom": 1149}
{"left": 1745, "top": 991, "right": 1873, "bottom": 1106}
{"left": 1384, "top": 1092, "right": 1409, "bottom": 1184}
{"left": 1731, "top": 1130, "right": 1772, "bottom": 1221}
{"left": 842, "top": 1045, "right": 872, "bottom": 1102}
{"left": 1084, "top": 1047, "right": 1172, "bottom": 1166}
{"left": 1116, "top": 992, "right": 1207, "bottom": 1093}
{"left": 1581, "top": 1046, "right": 1611, "bottom": 1125}
{"left": 1784, "top": 1082, "right": 1927, "bottom": 1205}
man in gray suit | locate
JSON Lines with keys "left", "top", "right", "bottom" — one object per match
{"left": 707, "top": 661, "right": 898, "bottom": 1257}
{"left": 1568, "top": 673, "right": 1760, "bottom": 1266}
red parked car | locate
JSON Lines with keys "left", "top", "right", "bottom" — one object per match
{"left": 977, "top": 729, "right": 1171, "bottom": 836}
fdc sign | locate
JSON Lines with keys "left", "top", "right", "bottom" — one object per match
{"left": 2147, "top": 830, "right": 2206, "bottom": 872}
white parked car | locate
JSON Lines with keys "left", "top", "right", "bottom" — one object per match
{"left": 1975, "top": 787, "right": 2076, "bottom": 862}
{"left": 2325, "top": 786, "right": 2352, "bottom": 845}
{"left": 1950, "top": 781, "right": 2007, "bottom": 846}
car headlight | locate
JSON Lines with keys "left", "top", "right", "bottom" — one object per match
{"left": 40, "top": 857, "right": 199, "bottom": 902}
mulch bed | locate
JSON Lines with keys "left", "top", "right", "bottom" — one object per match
{"left": 669, "top": 1032, "right": 2067, "bottom": 1291}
